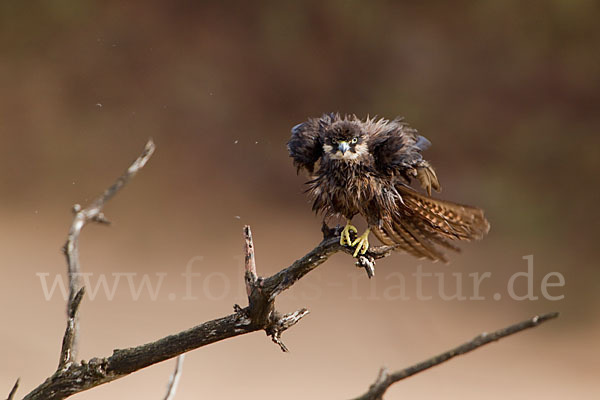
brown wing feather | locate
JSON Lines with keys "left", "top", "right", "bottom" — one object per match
{"left": 397, "top": 185, "right": 490, "bottom": 239}
{"left": 372, "top": 218, "right": 448, "bottom": 262}
{"left": 372, "top": 225, "right": 428, "bottom": 259}
{"left": 392, "top": 219, "right": 448, "bottom": 261}
{"left": 371, "top": 185, "right": 489, "bottom": 262}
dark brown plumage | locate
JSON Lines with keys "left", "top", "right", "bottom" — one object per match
{"left": 287, "top": 113, "right": 490, "bottom": 262}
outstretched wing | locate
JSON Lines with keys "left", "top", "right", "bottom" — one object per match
{"left": 372, "top": 185, "right": 490, "bottom": 262}
{"left": 367, "top": 118, "right": 440, "bottom": 195}
{"left": 364, "top": 117, "right": 489, "bottom": 261}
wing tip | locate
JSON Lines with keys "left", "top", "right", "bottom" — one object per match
{"left": 415, "top": 135, "right": 432, "bottom": 151}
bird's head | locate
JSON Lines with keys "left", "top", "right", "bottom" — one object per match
{"left": 322, "top": 121, "right": 368, "bottom": 161}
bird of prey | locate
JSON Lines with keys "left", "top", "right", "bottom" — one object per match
{"left": 287, "top": 113, "right": 489, "bottom": 261}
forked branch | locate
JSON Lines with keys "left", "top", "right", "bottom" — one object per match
{"left": 59, "top": 139, "right": 155, "bottom": 369}
{"left": 21, "top": 139, "right": 391, "bottom": 400}
{"left": 23, "top": 224, "right": 383, "bottom": 399}
{"left": 16, "top": 140, "right": 559, "bottom": 400}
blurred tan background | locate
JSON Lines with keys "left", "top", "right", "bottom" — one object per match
{"left": 1, "top": 1, "right": 599, "bottom": 398}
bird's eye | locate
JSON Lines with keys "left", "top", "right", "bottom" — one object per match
{"left": 332, "top": 139, "right": 338, "bottom": 145}
{"left": 351, "top": 138, "right": 358, "bottom": 144}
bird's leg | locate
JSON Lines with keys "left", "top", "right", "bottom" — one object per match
{"left": 351, "top": 228, "right": 371, "bottom": 257}
{"left": 340, "top": 220, "right": 358, "bottom": 246}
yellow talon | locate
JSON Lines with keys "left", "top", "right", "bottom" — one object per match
{"left": 340, "top": 220, "right": 358, "bottom": 246}
{"left": 351, "top": 229, "right": 371, "bottom": 257}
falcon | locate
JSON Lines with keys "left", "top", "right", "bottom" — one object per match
{"left": 287, "top": 113, "right": 490, "bottom": 261}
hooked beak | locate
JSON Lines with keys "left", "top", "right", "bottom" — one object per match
{"left": 338, "top": 141, "right": 350, "bottom": 155}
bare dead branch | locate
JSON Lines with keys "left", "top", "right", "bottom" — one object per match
{"left": 23, "top": 223, "right": 379, "bottom": 399}
{"left": 59, "top": 139, "right": 155, "bottom": 369}
{"left": 163, "top": 355, "right": 184, "bottom": 400}
{"left": 18, "top": 139, "right": 558, "bottom": 400}
{"left": 6, "top": 378, "right": 19, "bottom": 400}
{"left": 21, "top": 210, "right": 400, "bottom": 399}
{"left": 351, "top": 312, "right": 560, "bottom": 400}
